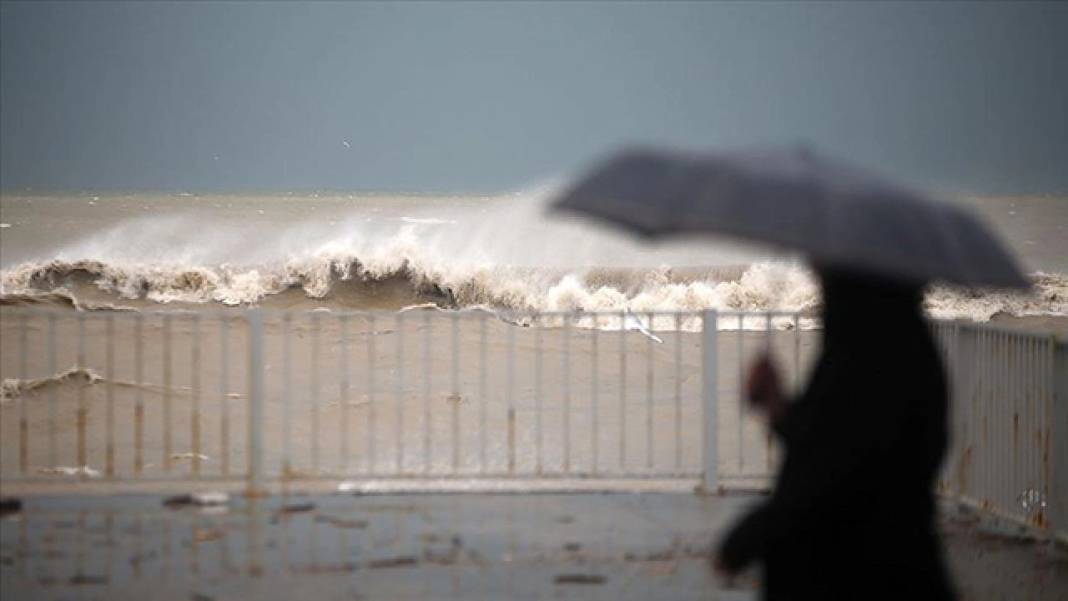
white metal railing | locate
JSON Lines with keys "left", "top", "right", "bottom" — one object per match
{"left": 1, "top": 308, "right": 811, "bottom": 491}
{"left": 932, "top": 321, "right": 1067, "bottom": 541}
{"left": 0, "top": 307, "right": 1063, "bottom": 541}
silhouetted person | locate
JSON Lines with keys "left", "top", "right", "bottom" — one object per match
{"left": 715, "top": 267, "right": 956, "bottom": 600}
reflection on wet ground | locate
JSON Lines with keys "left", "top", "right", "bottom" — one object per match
{"left": 0, "top": 493, "right": 759, "bottom": 600}
{"left": 2, "top": 493, "right": 1064, "bottom": 600}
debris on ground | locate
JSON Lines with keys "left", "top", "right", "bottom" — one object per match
{"left": 554, "top": 573, "right": 606, "bottom": 585}
{"left": 277, "top": 502, "right": 316, "bottom": 514}
{"left": 163, "top": 492, "right": 230, "bottom": 508}
{"left": 0, "top": 497, "right": 21, "bottom": 517}
{"left": 366, "top": 556, "right": 418, "bottom": 569}
{"left": 314, "top": 515, "right": 368, "bottom": 529}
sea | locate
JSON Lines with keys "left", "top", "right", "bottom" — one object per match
{"left": 0, "top": 190, "right": 1064, "bottom": 330}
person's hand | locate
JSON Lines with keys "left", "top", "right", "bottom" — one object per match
{"left": 746, "top": 354, "right": 784, "bottom": 422}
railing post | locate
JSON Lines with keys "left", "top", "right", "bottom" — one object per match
{"left": 246, "top": 309, "right": 266, "bottom": 497}
{"left": 1051, "top": 339, "right": 1068, "bottom": 545}
{"left": 700, "top": 310, "right": 719, "bottom": 494}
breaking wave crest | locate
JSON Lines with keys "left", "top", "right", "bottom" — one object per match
{"left": 1, "top": 255, "right": 1065, "bottom": 325}
{"left": 0, "top": 255, "right": 813, "bottom": 313}
{"left": 0, "top": 199, "right": 1064, "bottom": 325}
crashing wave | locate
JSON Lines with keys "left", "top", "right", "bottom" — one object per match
{"left": 0, "top": 256, "right": 820, "bottom": 313}
{"left": 1, "top": 254, "right": 1065, "bottom": 329}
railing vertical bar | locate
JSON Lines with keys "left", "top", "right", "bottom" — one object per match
{"left": 219, "top": 315, "right": 230, "bottom": 477}
{"left": 646, "top": 311, "right": 655, "bottom": 470}
{"left": 619, "top": 310, "right": 627, "bottom": 471}
{"left": 246, "top": 310, "right": 265, "bottom": 496}
{"left": 978, "top": 326, "right": 982, "bottom": 501}
{"left": 974, "top": 328, "right": 983, "bottom": 501}
{"left": 1004, "top": 331, "right": 1012, "bottom": 511}
{"left": 1019, "top": 333, "right": 1026, "bottom": 512}
{"left": 1006, "top": 331, "right": 1014, "bottom": 511}
{"left": 591, "top": 317, "right": 600, "bottom": 474}
{"left": 479, "top": 312, "right": 488, "bottom": 473}
{"left": 1035, "top": 336, "right": 1043, "bottom": 506}
{"left": 310, "top": 313, "right": 321, "bottom": 474}
{"left": 1045, "top": 335, "right": 1057, "bottom": 530}
{"left": 395, "top": 312, "right": 405, "bottom": 473}
{"left": 367, "top": 313, "right": 377, "bottom": 474}
{"left": 1016, "top": 339, "right": 1025, "bottom": 503}
{"left": 962, "top": 325, "right": 971, "bottom": 497}
{"left": 162, "top": 314, "right": 173, "bottom": 472}
{"left": 981, "top": 328, "right": 990, "bottom": 504}
{"left": 1035, "top": 335, "right": 1043, "bottom": 517}
{"left": 507, "top": 318, "right": 516, "bottom": 474}
{"left": 105, "top": 314, "right": 115, "bottom": 477}
{"left": 1005, "top": 332, "right": 1013, "bottom": 512}
{"left": 999, "top": 328, "right": 1008, "bottom": 512}
{"left": 47, "top": 312, "right": 57, "bottom": 467}
{"left": 765, "top": 313, "right": 773, "bottom": 474}
{"left": 674, "top": 312, "right": 683, "bottom": 471}
{"left": 450, "top": 312, "right": 460, "bottom": 473}
{"left": 1040, "top": 335, "right": 1049, "bottom": 516}
{"left": 534, "top": 313, "right": 543, "bottom": 474}
{"left": 1014, "top": 333, "right": 1022, "bottom": 513}
{"left": 1030, "top": 335, "right": 1040, "bottom": 520}
{"left": 76, "top": 313, "right": 87, "bottom": 471}
{"left": 702, "top": 310, "right": 719, "bottom": 492}
{"left": 18, "top": 313, "right": 29, "bottom": 474}
{"left": 423, "top": 310, "right": 432, "bottom": 474}
{"left": 134, "top": 314, "right": 144, "bottom": 475}
{"left": 191, "top": 314, "right": 202, "bottom": 477}
{"left": 737, "top": 313, "right": 744, "bottom": 474}
{"left": 281, "top": 313, "right": 292, "bottom": 476}
{"left": 971, "top": 326, "right": 979, "bottom": 498}
{"left": 1028, "top": 336, "right": 1036, "bottom": 504}
{"left": 990, "top": 329, "right": 998, "bottom": 509}
{"left": 339, "top": 314, "right": 350, "bottom": 474}
{"left": 562, "top": 313, "right": 572, "bottom": 473}
{"left": 1021, "top": 335, "right": 1029, "bottom": 503}
{"left": 997, "top": 330, "right": 1005, "bottom": 510}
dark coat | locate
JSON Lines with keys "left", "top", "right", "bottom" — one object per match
{"left": 718, "top": 272, "right": 956, "bottom": 601}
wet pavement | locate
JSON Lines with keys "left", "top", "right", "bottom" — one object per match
{"left": 1, "top": 492, "right": 1064, "bottom": 600}
{"left": 0, "top": 492, "right": 760, "bottom": 600}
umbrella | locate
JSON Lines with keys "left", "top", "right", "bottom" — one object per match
{"left": 550, "top": 146, "right": 1029, "bottom": 289}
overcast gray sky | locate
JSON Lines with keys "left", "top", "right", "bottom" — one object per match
{"left": 2, "top": 1, "right": 1066, "bottom": 194}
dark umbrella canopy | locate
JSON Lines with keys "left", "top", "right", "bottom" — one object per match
{"left": 551, "top": 146, "right": 1029, "bottom": 289}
